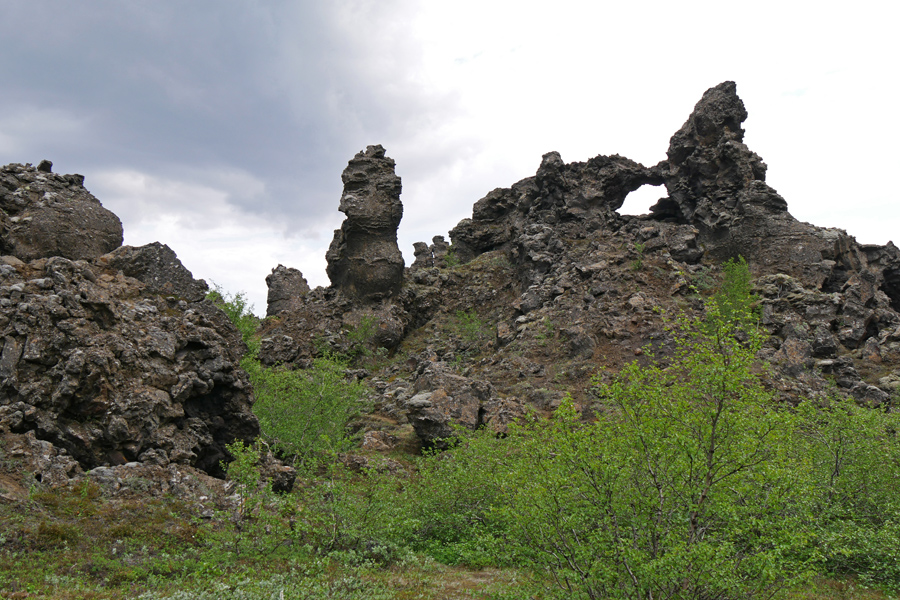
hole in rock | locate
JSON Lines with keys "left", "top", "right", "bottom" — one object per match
{"left": 618, "top": 184, "right": 666, "bottom": 216}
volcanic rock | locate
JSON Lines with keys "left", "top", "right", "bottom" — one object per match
{"left": 104, "top": 242, "right": 209, "bottom": 302}
{"left": 405, "top": 359, "right": 525, "bottom": 449}
{"left": 0, "top": 162, "right": 123, "bottom": 262}
{"left": 326, "top": 145, "right": 405, "bottom": 302}
{"left": 450, "top": 151, "right": 662, "bottom": 265}
{"left": 265, "top": 264, "right": 309, "bottom": 317}
{"left": 0, "top": 249, "right": 259, "bottom": 477}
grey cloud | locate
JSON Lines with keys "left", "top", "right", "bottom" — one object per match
{"left": 0, "top": 0, "right": 457, "bottom": 239}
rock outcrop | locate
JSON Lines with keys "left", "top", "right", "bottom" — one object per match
{"left": 648, "top": 81, "right": 887, "bottom": 294}
{"left": 0, "top": 162, "right": 123, "bottom": 261}
{"left": 265, "top": 264, "right": 309, "bottom": 317}
{"left": 405, "top": 358, "right": 524, "bottom": 450}
{"left": 0, "top": 250, "right": 259, "bottom": 477}
{"left": 104, "top": 242, "right": 210, "bottom": 302}
{"left": 448, "top": 152, "right": 662, "bottom": 265}
{"left": 326, "top": 145, "right": 405, "bottom": 302}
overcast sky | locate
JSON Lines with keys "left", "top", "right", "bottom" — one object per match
{"left": 1, "top": 1, "right": 896, "bottom": 314}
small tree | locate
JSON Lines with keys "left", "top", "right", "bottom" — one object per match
{"left": 247, "top": 355, "right": 367, "bottom": 470}
{"left": 218, "top": 440, "right": 293, "bottom": 556}
{"left": 491, "top": 260, "right": 811, "bottom": 599}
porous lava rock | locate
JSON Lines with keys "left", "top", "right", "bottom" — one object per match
{"left": 448, "top": 151, "right": 662, "bottom": 265}
{"left": 405, "top": 358, "right": 525, "bottom": 450}
{"left": 326, "top": 145, "right": 405, "bottom": 302}
{"left": 0, "top": 162, "right": 123, "bottom": 261}
{"left": 265, "top": 264, "right": 309, "bottom": 317}
{"left": 104, "top": 242, "right": 210, "bottom": 302}
{"left": 0, "top": 249, "right": 259, "bottom": 477}
{"left": 651, "top": 81, "right": 895, "bottom": 295}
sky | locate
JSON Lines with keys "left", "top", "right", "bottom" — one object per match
{"left": 1, "top": 1, "right": 897, "bottom": 314}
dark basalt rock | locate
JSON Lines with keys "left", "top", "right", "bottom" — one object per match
{"left": 104, "top": 242, "right": 209, "bottom": 302}
{"left": 0, "top": 248, "right": 259, "bottom": 478}
{"left": 652, "top": 81, "right": 871, "bottom": 293}
{"left": 265, "top": 264, "right": 309, "bottom": 317}
{"left": 405, "top": 359, "right": 524, "bottom": 450}
{"left": 653, "top": 80, "right": 784, "bottom": 225}
{"left": 449, "top": 151, "right": 662, "bottom": 265}
{"left": 410, "top": 235, "right": 452, "bottom": 270}
{"left": 0, "top": 162, "right": 123, "bottom": 262}
{"left": 326, "top": 145, "right": 405, "bottom": 302}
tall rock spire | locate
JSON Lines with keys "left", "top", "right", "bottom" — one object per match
{"left": 651, "top": 80, "right": 788, "bottom": 227}
{"left": 326, "top": 145, "right": 405, "bottom": 302}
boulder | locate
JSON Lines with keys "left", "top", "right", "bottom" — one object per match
{"left": 0, "top": 162, "right": 123, "bottom": 261}
{"left": 103, "top": 242, "right": 209, "bottom": 302}
{"left": 405, "top": 360, "right": 524, "bottom": 449}
{"left": 0, "top": 253, "right": 259, "bottom": 477}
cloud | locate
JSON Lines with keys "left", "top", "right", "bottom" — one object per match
{"left": 0, "top": 107, "right": 91, "bottom": 157}
{"left": 92, "top": 168, "right": 268, "bottom": 231}
{"left": 91, "top": 167, "right": 338, "bottom": 314}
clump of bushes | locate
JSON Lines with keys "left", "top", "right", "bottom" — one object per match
{"left": 206, "top": 262, "right": 900, "bottom": 599}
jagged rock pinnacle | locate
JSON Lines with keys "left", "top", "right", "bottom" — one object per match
{"left": 326, "top": 144, "right": 405, "bottom": 302}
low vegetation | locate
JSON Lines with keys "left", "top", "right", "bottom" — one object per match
{"left": 3, "top": 262, "right": 900, "bottom": 599}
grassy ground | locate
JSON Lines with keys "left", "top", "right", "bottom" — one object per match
{"left": 4, "top": 464, "right": 900, "bottom": 600}
{"left": 0, "top": 475, "right": 527, "bottom": 600}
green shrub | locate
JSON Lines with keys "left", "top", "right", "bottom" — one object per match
{"left": 712, "top": 255, "right": 758, "bottom": 326}
{"left": 797, "top": 396, "right": 900, "bottom": 588}
{"left": 245, "top": 355, "right": 366, "bottom": 469}
{"left": 492, "top": 302, "right": 810, "bottom": 599}
{"left": 451, "top": 309, "right": 490, "bottom": 344}
{"left": 209, "top": 286, "right": 367, "bottom": 470}
{"left": 630, "top": 241, "right": 646, "bottom": 271}
{"left": 213, "top": 440, "right": 294, "bottom": 556}
{"left": 207, "top": 286, "right": 260, "bottom": 354}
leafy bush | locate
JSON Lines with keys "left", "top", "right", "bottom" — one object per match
{"left": 630, "top": 241, "right": 646, "bottom": 271}
{"left": 209, "top": 286, "right": 367, "bottom": 470}
{"left": 245, "top": 355, "right": 367, "bottom": 469}
{"left": 451, "top": 309, "right": 491, "bottom": 344}
{"left": 216, "top": 440, "right": 294, "bottom": 556}
{"left": 797, "top": 396, "right": 900, "bottom": 588}
{"left": 207, "top": 286, "right": 260, "bottom": 353}
{"left": 712, "top": 255, "right": 758, "bottom": 326}
{"left": 493, "top": 303, "right": 809, "bottom": 599}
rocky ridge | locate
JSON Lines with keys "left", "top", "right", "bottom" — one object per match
{"left": 261, "top": 81, "right": 900, "bottom": 450}
{"left": 2, "top": 81, "right": 899, "bottom": 496}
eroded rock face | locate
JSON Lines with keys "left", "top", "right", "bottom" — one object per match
{"left": 0, "top": 162, "right": 123, "bottom": 261}
{"left": 104, "top": 242, "right": 209, "bottom": 302}
{"left": 265, "top": 264, "right": 309, "bottom": 317}
{"left": 326, "top": 145, "right": 404, "bottom": 302}
{"left": 648, "top": 81, "right": 864, "bottom": 291}
{"left": 450, "top": 152, "right": 662, "bottom": 265}
{"left": 0, "top": 249, "right": 259, "bottom": 477}
{"left": 653, "top": 81, "right": 785, "bottom": 226}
